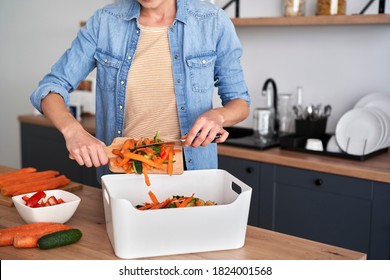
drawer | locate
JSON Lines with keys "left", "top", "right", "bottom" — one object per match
{"left": 275, "top": 165, "right": 372, "bottom": 200}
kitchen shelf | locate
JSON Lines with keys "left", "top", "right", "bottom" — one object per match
{"left": 231, "top": 14, "right": 390, "bottom": 26}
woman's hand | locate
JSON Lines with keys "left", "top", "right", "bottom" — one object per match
{"left": 184, "top": 99, "right": 249, "bottom": 148}
{"left": 184, "top": 110, "right": 229, "bottom": 148}
{"left": 64, "top": 124, "right": 109, "bottom": 168}
{"left": 41, "top": 92, "right": 108, "bottom": 168}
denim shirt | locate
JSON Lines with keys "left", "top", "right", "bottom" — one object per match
{"left": 30, "top": 0, "right": 250, "bottom": 181}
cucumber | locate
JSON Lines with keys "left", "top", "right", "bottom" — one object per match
{"left": 132, "top": 161, "right": 143, "bottom": 174}
{"left": 38, "top": 228, "right": 82, "bottom": 249}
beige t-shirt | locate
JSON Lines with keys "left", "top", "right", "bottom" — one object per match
{"left": 124, "top": 25, "right": 180, "bottom": 140}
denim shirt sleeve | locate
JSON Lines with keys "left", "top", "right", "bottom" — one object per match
{"left": 214, "top": 10, "right": 250, "bottom": 107}
{"left": 30, "top": 9, "right": 101, "bottom": 113}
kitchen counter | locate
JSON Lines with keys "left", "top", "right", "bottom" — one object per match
{"left": 0, "top": 165, "right": 366, "bottom": 260}
{"left": 18, "top": 114, "right": 390, "bottom": 184}
{"left": 218, "top": 145, "right": 390, "bottom": 184}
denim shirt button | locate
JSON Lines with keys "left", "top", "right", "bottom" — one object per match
{"left": 170, "top": 27, "right": 174, "bottom": 32}
{"left": 127, "top": 56, "right": 132, "bottom": 60}
{"left": 119, "top": 105, "right": 123, "bottom": 110}
{"left": 177, "top": 79, "right": 181, "bottom": 84}
{"left": 174, "top": 55, "right": 179, "bottom": 60}
{"left": 121, "top": 81, "right": 125, "bottom": 85}
{"left": 201, "top": 59, "right": 207, "bottom": 64}
{"left": 117, "top": 130, "right": 121, "bottom": 135}
{"left": 188, "top": 159, "right": 192, "bottom": 163}
{"left": 180, "top": 106, "right": 185, "bottom": 111}
{"left": 104, "top": 59, "right": 108, "bottom": 63}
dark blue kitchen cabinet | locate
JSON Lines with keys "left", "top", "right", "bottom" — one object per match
{"left": 218, "top": 155, "right": 260, "bottom": 226}
{"left": 260, "top": 165, "right": 372, "bottom": 255}
{"left": 218, "top": 154, "right": 390, "bottom": 260}
{"left": 370, "top": 181, "right": 390, "bottom": 259}
{"left": 20, "top": 123, "right": 100, "bottom": 188}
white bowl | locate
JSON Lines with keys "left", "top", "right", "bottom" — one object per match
{"left": 12, "top": 190, "right": 81, "bottom": 224}
{"left": 326, "top": 135, "right": 342, "bottom": 153}
{"left": 305, "top": 138, "right": 324, "bottom": 151}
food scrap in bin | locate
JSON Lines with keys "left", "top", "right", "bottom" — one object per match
{"left": 111, "top": 132, "right": 179, "bottom": 186}
{"left": 136, "top": 190, "right": 217, "bottom": 210}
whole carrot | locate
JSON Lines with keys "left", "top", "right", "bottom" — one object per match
{"left": 0, "top": 170, "right": 60, "bottom": 188}
{"left": 0, "top": 168, "right": 37, "bottom": 181}
{"left": 13, "top": 224, "right": 72, "bottom": 248}
{"left": 2, "top": 175, "right": 71, "bottom": 196}
{"left": 0, "top": 222, "right": 57, "bottom": 234}
{"left": 11, "top": 176, "right": 71, "bottom": 197}
{"left": 0, "top": 223, "right": 66, "bottom": 246}
{"left": 12, "top": 234, "right": 40, "bottom": 248}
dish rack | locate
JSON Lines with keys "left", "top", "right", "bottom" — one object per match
{"left": 280, "top": 133, "right": 388, "bottom": 161}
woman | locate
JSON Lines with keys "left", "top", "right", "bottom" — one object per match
{"left": 30, "top": 0, "right": 250, "bottom": 182}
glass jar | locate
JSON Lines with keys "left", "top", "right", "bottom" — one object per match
{"left": 253, "top": 107, "right": 275, "bottom": 138}
{"left": 316, "top": 0, "right": 346, "bottom": 16}
{"left": 277, "top": 93, "right": 294, "bottom": 134}
{"left": 283, "top": 0, "right": 305, "bottom": 17}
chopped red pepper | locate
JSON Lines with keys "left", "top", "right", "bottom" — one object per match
{"left": 21, "top": 195, "right": 29, "bottom": 202}
{"left": 47, "top": 196, "right": 59, "bottom": 206}
{"left": 25, "top": 191, "right": 46, "bottom": 208}
{"left": 160, "top": 146, "right": 168, "bottom": 160}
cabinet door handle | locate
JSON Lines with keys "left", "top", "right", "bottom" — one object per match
{"left": 246, "top": 167, "right": 254, "bottom": 174}
{"left": 314, "top": 178, "right": 323, "bottom": 186}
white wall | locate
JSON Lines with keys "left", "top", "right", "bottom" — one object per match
{"left": 219, "top": 0, "right": 390, "bottom": 131}
{"left": 1, "top": 0, "right": 389, "bottom": 168}
{"left": 0, "top": 0, "right": 111, "bottom": 168}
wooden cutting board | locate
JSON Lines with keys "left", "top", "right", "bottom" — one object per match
{"left": 0, "top": 166, "right": 83, "bottom": 207}
{"left": 105, "top": 137, "right": 184, "bottom": 175}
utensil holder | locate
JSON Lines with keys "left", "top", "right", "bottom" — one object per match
{"left": 295, "top": 118, "right": 327, "bottom": 138}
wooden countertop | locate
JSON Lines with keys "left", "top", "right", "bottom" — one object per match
{"left": 218, "top": 145, "right": 390, "bottom": 184}
{"left": 18, "top": 114, "right": 390, "bottom": 184}
{"left": 0, "top": 165, "right": 366, "bottom": 260}
{"left": 18, "top": 114, "right": 96, "bottom": 135}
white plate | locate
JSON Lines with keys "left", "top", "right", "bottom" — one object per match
{"left": 354, "top": 92, "right": 390, "bottom": 119}
{"left": 372, "top": 108, "right": 390, "bottom": 148}
{"left": 335, "top": 108, "right": 383, "bottom": 155}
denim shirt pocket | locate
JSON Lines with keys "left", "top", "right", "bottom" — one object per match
{"left": 186, "top": 52, "right": 217, "bottom": 93}
{"left": 94, "top": 50, "right": 122, "bottom": 91}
